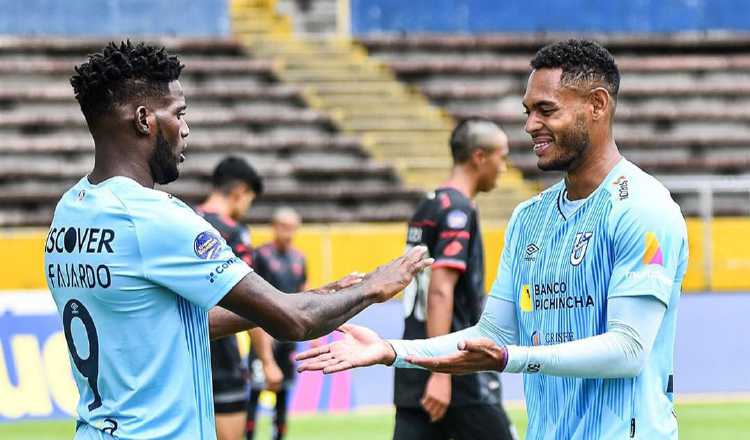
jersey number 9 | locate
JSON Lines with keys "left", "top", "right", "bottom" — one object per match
{"left": 62, "top": 299, "right": 102, "bottom": 411}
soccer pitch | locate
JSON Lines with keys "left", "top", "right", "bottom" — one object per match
{"left": 1, "top": 401, "right": 748, "bottom": 439}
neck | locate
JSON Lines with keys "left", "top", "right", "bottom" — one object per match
{"left": 564, "top": 135, "right": 621, "bottom": 200}
{"left": 199, "top": 193, "right": 232, "bottom": 218}
{"left": 443, "top": 166, "right": 479, "bottom": 199}
{"left": 88, "top": 135, "right": 155, "bottom": 187}
{"left": 273, "top": 239, "right": 289, "bottom": 252}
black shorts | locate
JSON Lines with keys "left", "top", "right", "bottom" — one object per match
{"left": 213, "top": 381, "right": 248, "bottom": 414}
{"left": 214, "top": 398, "right": 247, "bottom": 414}
{"left": 393, "top": 404, "right": 517, "bottom": 440}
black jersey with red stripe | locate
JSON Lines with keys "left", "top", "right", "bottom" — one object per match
{"left": 395, "top": 187, "right": 502, "bottom": 407}
{"left": 196, "top": 207, "right": 252, "bottom": 401}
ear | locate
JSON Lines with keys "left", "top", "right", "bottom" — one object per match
{"left": 589, "top": 88, "right": 610, "bottom": 121}
{"left": 470, "top": 148, "right": 486, "bottom": 167}
{"left": 133, "top": 106, "right": 151, "bottom": 135}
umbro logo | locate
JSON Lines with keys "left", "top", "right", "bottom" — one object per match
{"left": 524, "top": 243, "right": 539, "bottom": 261}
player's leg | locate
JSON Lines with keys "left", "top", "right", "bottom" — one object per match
{"left": 273, "top": 389, "right": 290, "bottom": 440}
{"left": 215, "top": 402, "right": 247, "bottom": 440}
{"left": 392, "top": 406, "right": 448, "bottom": 440}
{"left": 444, "top": 404, "right": 518, "bottom": 440}
{"left": 245, "top": 389, "right": 262, "bottom": 440}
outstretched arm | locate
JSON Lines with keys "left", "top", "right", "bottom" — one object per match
{"left": 295, "top": 294, "right": 519, "bottom": 373}
{"left": 406, "top": 295, "right": 665, "bottom": 378}
{"left": 214, "top": 246, "right": 432, "bottom": 341}
{"left": 501, "top": 295, "right": 665, "bottom": 377}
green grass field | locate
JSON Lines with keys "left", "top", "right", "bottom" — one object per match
{"left": 2, "top": 401, "right": 748, "bottom": 439}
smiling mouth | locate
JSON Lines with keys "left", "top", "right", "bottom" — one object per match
{"left": 533, "top": 140, "right": 553, "bottom": 156}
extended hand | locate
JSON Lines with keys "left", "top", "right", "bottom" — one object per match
{"left": 363, "top": 245, "right": 433, "bottom": 303}
{"left": 406, "top": 338, "right": 508, "bottom": 374}
{"left": 295, "top": 324, "right": 394, "bottom": 374}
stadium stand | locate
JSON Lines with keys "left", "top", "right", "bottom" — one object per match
{"left": 231, "top": 0, "right": 537, "bottom": 222}
{"left": 359, "top": 33, "right": 750, "bottom": 216}
{"left": 0, "top": 36, "right": 424, "bottom": 227}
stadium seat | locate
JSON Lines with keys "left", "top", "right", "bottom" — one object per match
{"left": 0, "top": 37, "right": 422, "bottom": 227}
{"left": 359, "top": 33, "right": 750, "bottom": 216}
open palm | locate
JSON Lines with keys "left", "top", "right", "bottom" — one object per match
{"left": 296, "top": 324, "right": 393, "bottom": 374}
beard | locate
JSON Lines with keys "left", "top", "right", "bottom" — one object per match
{"left": 148, "top": 123, "right": 180, "bottom": 185}
{"left": 538, "top": 113, "right": 591, "bottom": 172}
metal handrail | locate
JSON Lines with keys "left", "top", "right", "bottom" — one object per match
{"left": 661, "top": 177, "right": 750, "bottom": 290}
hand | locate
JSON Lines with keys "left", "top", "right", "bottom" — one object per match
{"left": 421, "top": 373, "right": 451, "bottom": 422}
{"left": 309, "top": 337, "right": 325, "bottom": 348}
{"left": 308, "top": 272, "right": 365, "bottom": 294}
{"left": 295, "top": 324, "right": 394, "bottom": 374}
{"left": 263, "top": 361, "right": 284, "bottom": 392}
{"left": 362, "top": 245, "right": 433, "bottom": 303}
{"left": 406, "top": 338, "right": 508, "bottom": 374}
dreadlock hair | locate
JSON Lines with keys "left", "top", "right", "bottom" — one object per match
{"left": 70, "top": 40, "right": 184, "bottom": 125}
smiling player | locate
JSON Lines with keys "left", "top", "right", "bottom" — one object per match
{"left": 296, "top": 40, "right": 688, "bottom": 440}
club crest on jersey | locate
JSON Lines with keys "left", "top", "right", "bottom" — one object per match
{"left": 194, "top": 230, "right": 222, "bottom": 260}
{"left": 570, "top": 232, "right": 593, "bottom": 266}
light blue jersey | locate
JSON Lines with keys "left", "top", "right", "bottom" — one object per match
{"left": 44, "top": 176, "right": 252, "bottom": 439}
{"left": 491, "top": 159, "right": 688, "bottom": 439}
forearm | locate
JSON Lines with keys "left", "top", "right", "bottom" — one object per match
{"left": 504, "top": 322, "right": 644, "bottom": 377}
{"left": 390, "top": 295, "right": 519, "bottom": 369}
{"left": 504, "top": 295, "right": 666, "bottom": 378}
{"left": 208, "top": 307, "right": 257, "bottom": 340}
{"left": 219, "top": 273, "right": 380, "bottom": 341}
{"left": 249, "top": 327, "right": 276, "bottom": 364}
{"left": 290, "top": 287, "right": 378, "bottom": 340}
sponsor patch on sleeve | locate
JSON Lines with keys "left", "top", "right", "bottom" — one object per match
{"left": 194, "top": 231, "right": 223, "bottom": 260}
{"left": 446, "top": 209, "right": 468, "bottom": 229}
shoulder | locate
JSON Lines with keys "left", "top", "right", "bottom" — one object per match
{"left": 289, "top": 246, "right": 306, "bottom": 261}
{"left": 255, "top": 243, "right": 274, "bottom": 260}
{"left": 111, "top": 182, "right": 217, "bottom": 240}
{"left": 509, "top": 180, "right": 564, "bottom": 225}
{"left": 606, "top": 161, "right": 686, "bottom": 235}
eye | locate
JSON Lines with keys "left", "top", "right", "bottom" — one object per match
{"left": 177, "top": 111, "right": 186, "bottom": 119}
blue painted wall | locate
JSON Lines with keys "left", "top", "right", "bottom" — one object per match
{"left": 352, "top": 0, "right": 750, "bottom": 34}
{"left": 0, "top": 0, "right": 228, "bottom": 36}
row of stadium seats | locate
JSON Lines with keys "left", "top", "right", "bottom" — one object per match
{"left": 359, "top": 34, "right": 750, "bottom": 215}
{"left": 0, "top": 37, "right": 423, "bottom": 227}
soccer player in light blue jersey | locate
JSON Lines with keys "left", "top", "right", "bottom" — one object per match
{"left": 297, "top": 40, "right": 688, "bottom": 440}
{"left": 45, "top": 41, "right": 432, "bottom": 440}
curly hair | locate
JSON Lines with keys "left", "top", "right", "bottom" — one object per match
{"left": 530, "top": 39, "right": 620, "bottom": 99}
{"left": 70, "top": 40, "right": 184, "bottom": 124}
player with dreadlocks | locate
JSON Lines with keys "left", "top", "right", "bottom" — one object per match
{"left": 45, "top": 41, "right": 432, "bottom": 439}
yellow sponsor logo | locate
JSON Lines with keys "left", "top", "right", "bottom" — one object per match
{"left": 520, "top": 284, "right": 533, "bottom": 312}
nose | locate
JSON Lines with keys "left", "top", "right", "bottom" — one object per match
{"left": 524, "top": 112, "right": 542, "bottom": 135}
{"left": 181, "top": 119, "right": 189, "bottom": 138}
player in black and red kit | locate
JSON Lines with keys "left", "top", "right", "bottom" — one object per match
{"left": 197, "top": 156, "right": 264, "bottom": 440}
{"left": 246, "top": 207, "right": 306, "bottom": 440}
{"left": 395, "top": 118, "right": 517, "bottom": 440}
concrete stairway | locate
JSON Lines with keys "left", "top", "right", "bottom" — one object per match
{"left": 230, "top": 0, "right": 536, "bottom": 221}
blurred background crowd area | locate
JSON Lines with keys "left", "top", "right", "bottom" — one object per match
{"left": 1, "top": 0, "right": 749, "bottom": 428}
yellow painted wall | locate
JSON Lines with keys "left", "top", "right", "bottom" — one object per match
{"left": 4, "top": 219, "right": 750, "bottom": 292}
